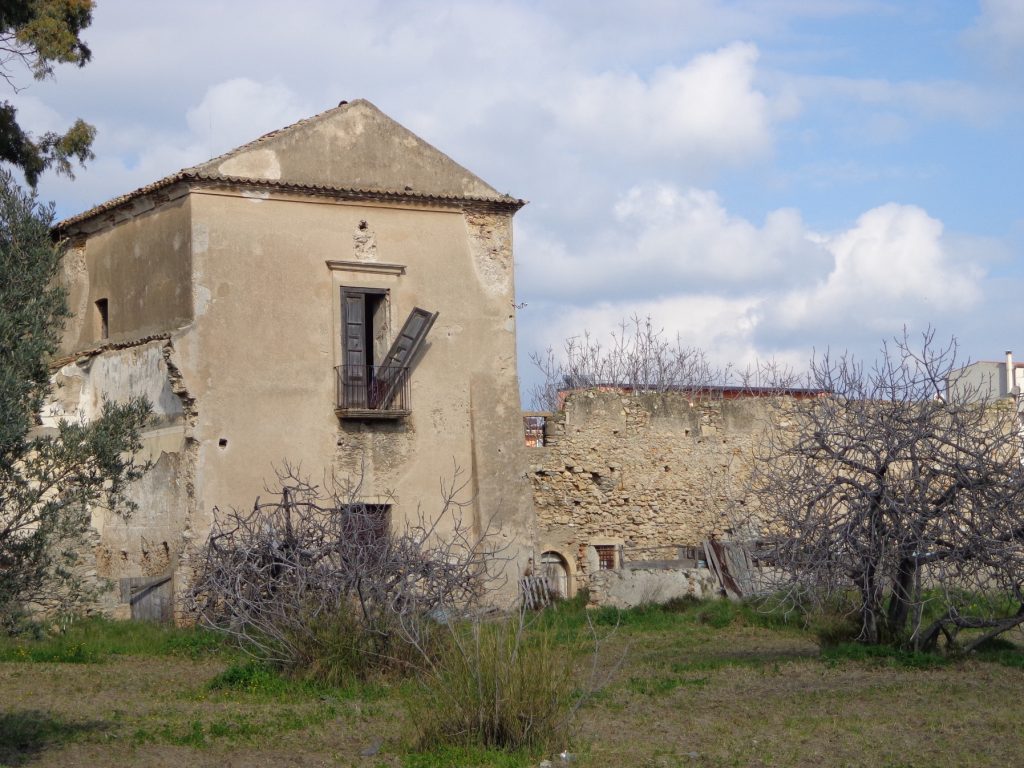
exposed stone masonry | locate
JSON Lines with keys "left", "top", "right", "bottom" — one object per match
{"left": 530, "top": 390, "right": 793, "bottom": 595}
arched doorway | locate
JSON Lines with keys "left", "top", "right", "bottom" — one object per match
{"left": 541, "top": 550, "right": 570, "bottom": 598}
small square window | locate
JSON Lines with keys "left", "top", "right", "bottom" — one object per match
{"left": 595, "top": 545, "right": 617, "bottom": 570}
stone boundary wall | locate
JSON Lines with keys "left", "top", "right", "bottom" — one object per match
{"left": 529, "top": 390, "right": 800, "bottom": 597}
{"left": 589, "top": 566, "right": 719, "bottom": 609}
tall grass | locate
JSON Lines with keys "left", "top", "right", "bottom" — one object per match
{"left": 405, "top": 612, "right": 583, "bottom": 754}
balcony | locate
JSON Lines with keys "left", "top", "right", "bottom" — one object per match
{"left": 335, "top": 364, "right": 411, "bottom": 419}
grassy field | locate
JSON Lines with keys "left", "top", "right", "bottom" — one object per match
{"left": 2, "top": 600, "right": 1023, "bottom": 767}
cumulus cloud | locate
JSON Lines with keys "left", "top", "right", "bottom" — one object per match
{"left": 554, "top": 43, "right": 779, "bottom": 167}
{"left": 518, "top": 186, "right": 988, "bottom": 376}
{"left": 773, "top": 204, "right": 984, "bottom": 334}
{"left": 185, "top": 78, "right": 310, "bottom": 161}
{"left": 519, "top": 182, "right": 829, "bottom": 302}
{"left": 21, "top": 78, "right": 310, "bottom": 219}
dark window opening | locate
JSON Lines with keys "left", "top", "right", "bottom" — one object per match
{"left": 595, "top": 545, "right": 617, "bottom": 570}
{"left": 96, "top": 298, "right": 109, "bottom": 340}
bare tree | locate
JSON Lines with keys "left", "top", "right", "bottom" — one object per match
{"left": 186, "top": 463, "right": 508, "bottom": 676}
{"left": 530, "top": 314, "right": 804, "bottom": 411}
{"left": 745, "top": 329, "right": 1024, "bottom": 651}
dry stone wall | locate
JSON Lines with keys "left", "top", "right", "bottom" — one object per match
{"left": 530, "top": 390, "right": 799, "bottom": 596}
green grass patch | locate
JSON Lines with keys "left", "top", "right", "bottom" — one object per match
{"left": 626, "top": 674, "right": 709, "bottom": 697}
{"left": 206, "top": 659, "right": 390, "bottom": 703}
{"left": 131, "top": 704, "right": 337, "bottom": 748}
{"left": 402, "top": 744, "right": 535, "bottom": 767}
{"left": 0, "top": 617, "right": 231, "bottom": 663}
{"left": 820, "top": 642, "right": 947, "bottom": 669}
{"left": 0, "top": 710, "right": 107, "bottom": 761}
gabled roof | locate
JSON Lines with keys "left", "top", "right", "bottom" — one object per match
{"left": 57, "top": 99, "right": 524, "bottom": 231}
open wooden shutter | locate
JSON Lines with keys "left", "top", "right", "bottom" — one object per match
{"left": 342, "top": 289, "right": 368, "bottom": 407}
{"left": 373, "top": 307, "right": 438, "bottom": 408}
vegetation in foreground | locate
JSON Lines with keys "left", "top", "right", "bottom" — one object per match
{"left": 2, "top": 595, "right": 1023, "bottom": 767}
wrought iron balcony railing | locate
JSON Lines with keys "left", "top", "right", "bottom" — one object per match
{"left": 335, "top": 364, "right": 411, "bottom": 418}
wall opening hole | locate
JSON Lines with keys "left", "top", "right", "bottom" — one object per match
{"left": 218, "top": 438, "right": 228, "bottom": 448}
{"left": 95, "top": 298, "right": 109, "bottom": 340}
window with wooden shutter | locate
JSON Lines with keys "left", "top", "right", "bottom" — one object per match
{"left": 371, "top": 307, "right": 437, "bottom": 409}
{"left": 335, "top": 287, "right": 437, "bottom": 418}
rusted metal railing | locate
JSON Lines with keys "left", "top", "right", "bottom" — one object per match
{"left": 335, "top": 364, "right": 411, "bottom": 415}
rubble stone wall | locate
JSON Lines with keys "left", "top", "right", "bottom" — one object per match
{"left": 530, "top": 391, "right": 797, "bottom": 596}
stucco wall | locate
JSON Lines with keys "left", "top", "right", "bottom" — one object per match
{"left": 180, "top": 190, "right": 535, "bottom": 583}
{"left": 50, "top": 184, "right": 536, "bottom": 615}
{"left": 59, "top": 197, "right": 192, "bottom": 354}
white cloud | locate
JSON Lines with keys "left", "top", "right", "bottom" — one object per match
{"left": 795, "top": 75, "right": 1003, "bottom": 129}
{"left": 554, "top": 43, "right": 780, "bottom": 167}
{"left": 774, "top": 204, "right": 984, "bottom": 334}
{"left": 519, "top": 182, "right": 829, "bottom": 302}
{"left": 965, "top": 0, "right": 1024, "bottom": 70}
{"left": 519, "top": 188, "right": 988, "bottom": 374}
{"left": 27, "top": 78, "right": 310, "bottom": 219}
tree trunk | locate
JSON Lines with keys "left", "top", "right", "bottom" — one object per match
{"left": 885, "top": 556, "right": 916, "bottom": 641}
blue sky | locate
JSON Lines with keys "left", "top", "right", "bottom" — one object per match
{"left": 11, "top": 1, "right": 1024, "bottom": 399}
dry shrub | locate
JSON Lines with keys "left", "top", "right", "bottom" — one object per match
{"left": 186, "top": 464, "right": 500, "bottom": 683}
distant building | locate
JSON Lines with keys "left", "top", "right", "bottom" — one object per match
{"left": 948, "top": 351, "right": 1024, "bottom": 402}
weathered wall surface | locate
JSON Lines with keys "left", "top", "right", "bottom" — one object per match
{"left": 46, "top": 338, "right": 197, "bottom": 618}
{"left": 183, "top": 190, "right": 535, "bottom": 600}
{"left": 589, "top": 566, "right": 719, "bottom": 609}
{"left": 48, "top": 102, "right": 538, "bottom": 617}
{"left": 531, "top": 391, "right": 790, "bottom": 595}
{"left": 50, "top": 190, "right": 536, "bottom": 615}
{"left": 58, "top": 197, "right": 192, "bottom": 355}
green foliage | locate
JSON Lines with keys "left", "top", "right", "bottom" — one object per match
{"left": 0, "top": 171, "right": 149, "bottom": 624}
{"left": 0, "top": 0, "right": 95, "bottom": 185}
{"left": 807, "top": 609, "right": 862, "bottom": 648}
{"left": 405, "top": 613, "right": 581, "bottom": 755}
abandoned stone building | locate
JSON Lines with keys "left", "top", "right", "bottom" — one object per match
{"left": 48, "top": 100, "right": 537, "bottom": 618}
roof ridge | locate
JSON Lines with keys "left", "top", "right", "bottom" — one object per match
{"left": 184, "top": 100, "right": 360, "bottom": 175}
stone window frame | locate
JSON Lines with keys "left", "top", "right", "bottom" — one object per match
{"left": 585, "top": 537, "right": 624, "bottom": 572}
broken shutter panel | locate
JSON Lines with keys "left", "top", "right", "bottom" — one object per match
{"left": 374, "top": 307, "right": 438, "bottom": 408}
{"left": 342, "top": 289, "right": 368, "bottom": 407}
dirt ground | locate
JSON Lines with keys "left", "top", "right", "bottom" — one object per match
{"left": 4, "top": 623, "right": 1024, "bottom": 767}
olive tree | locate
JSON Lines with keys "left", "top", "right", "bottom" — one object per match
{"left": 747, "top": 329, "right": 1024, "bottom": 651}
{"left": 0, "top": 170, "right": 148, "bottom": 624}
